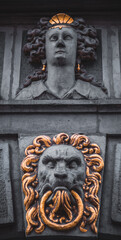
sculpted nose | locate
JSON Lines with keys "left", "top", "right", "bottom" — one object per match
{"left": 54, "top": 172, "right": 67, "bottom": 179}
{"left": 56, "top": 39, "right": 65, "bottom": 48}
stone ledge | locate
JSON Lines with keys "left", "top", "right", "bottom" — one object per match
{"left": 0, "top": 99, "right": 121, "bottom": 113}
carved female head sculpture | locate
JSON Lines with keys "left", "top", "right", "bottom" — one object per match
{"left": 21, "top": 133, "right": 104, "bottom": 235}
{"left": 16, "top": 13, "right": 107, "bottom": 99}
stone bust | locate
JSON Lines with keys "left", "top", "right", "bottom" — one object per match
{"left": 16, "top": 13, "right": 107, "bottom": 100}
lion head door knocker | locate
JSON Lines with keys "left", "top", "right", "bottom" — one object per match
{"left": 21, "top": 133, "right": 104, "bottom": 235}
{"left": 16, "top": 13, "right": 107, "bottom": 100}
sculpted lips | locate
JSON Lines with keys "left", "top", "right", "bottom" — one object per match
{"left": 55, "top": 50, "right": 65, "bottom": 54}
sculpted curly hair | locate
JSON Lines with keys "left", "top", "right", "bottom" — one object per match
{"left": 21, "top": 133, "right": 104, "bottom": 235}
{"left": 21, "top": 16, "right": 107, "bottom": 93}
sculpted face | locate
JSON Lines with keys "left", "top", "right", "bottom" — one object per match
{"left": 38, "top": 144, "right": 85, "bottom": 194}
{"left": 45, "top": 27, "right": 77, "bottom": 66}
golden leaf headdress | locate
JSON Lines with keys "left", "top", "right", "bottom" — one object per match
{"left": 49, "top": 13, "right": 74, "bottom": 29}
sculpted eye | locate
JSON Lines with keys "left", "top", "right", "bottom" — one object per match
{"left": 42, "top": 157, "right": 56, "bottom": 169}
{"left": 64, "top": 34, "right": 72, "bottom": 40}
{"left": 50, "top": 35, "right": 58, "bottom": 41}
{"left": 47, "top": 161, "right": 56, "bottom": 169}
{"left": 68, "top": 160, "right": 78, "bottom": 169}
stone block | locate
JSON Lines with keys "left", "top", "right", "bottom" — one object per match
{"left": 0, "top": 143, "right": 14, "bottom": 224}
{"left": 0, "top": 113, "right": 97, "bottom": 134}
{"left": 0, "top": 28, "right": 14, "bottom": 100}
{"left": 99, "top": 137, "right": 121, "bottom": 237}
{"left": 98, "top": 113, "right": 121, "bottom": 134}
{"left": 0, "top": 32, "right": 5, "bottom": 87}
{"left": 111, "top": 143, "right": 121, "bottom": 222}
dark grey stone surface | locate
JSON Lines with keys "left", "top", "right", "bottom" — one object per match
{"left": 20, "top": 30, "right": 38, "bottom": 90}
{"left": 0, "top": 99, "right": 121, "bottom": 113}
{"left": 0, "top": 32, "right": 5, "bottom": 91}
{"left": 83, "top": 30, "right": 102, "bottom": 84}
{"left": 0, "top": 0, "right": 121, "bottom": 15}
{"left": 0, "top": 113, "right": 97, "bottom": 134}
{"left": 111, "top": 143, "right": 121, "bottom": 223}
{"left": 0, "top": 135, "right": 23, "bottom": 240}
{"left": 0, "top": 143, "right": 14, "bottom": 224}
{"left": 99, "top": 136, "right": 121, "bottom": 237}
{"left": 98, "top": 114, "right": 121, "bottom": 134}
{"left": 118, "top": 30, "right": 121, "bottom": 79}
{"left": 1, "top": 110, "right": 121, "bottom": 136}
{"left": 0, "top": 4, "right": 121, "bottom": 239}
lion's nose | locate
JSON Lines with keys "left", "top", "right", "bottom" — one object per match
{"left": 54, "top": 172, "right": 67, "bottom": 179}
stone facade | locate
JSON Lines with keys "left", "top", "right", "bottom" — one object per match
{"left": 0, "top": 1, "right": 121, "bottom": 240}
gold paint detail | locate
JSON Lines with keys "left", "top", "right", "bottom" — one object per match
{"left": 66, "top": 17, "right": 74, "bottom": 24}
{"left": 77, "top": 63, "right": 81, "bottom": 72}
{"left": 48, "top": 190, "right": 73, "bottom": 224}
{"left": 63, "top": 14, "right": 72, "bottom": 23}
{"left": 40, "top": 190, "right": 83, "bottom": 231}
{"left": 50, "top": 25, "right": 71, "bottom": 29}
{"left": 25, "top": 203, "right": 45, "bottom": 235}
{"left": 49, "top": 13, "right": 74, "bottom": 29}
{"left": 42, "top": 64, "right": 46, "bottom": 71}
{"left": 21, "top": 133, "right": 104, "bottom": 235}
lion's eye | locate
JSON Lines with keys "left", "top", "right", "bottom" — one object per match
{"left": 68, "top": 161, "right": 78, "bottom": 169}
{"left": 47, "top": 161, "right": 56, "bottom": 169}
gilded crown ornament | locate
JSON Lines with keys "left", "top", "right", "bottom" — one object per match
{"left": 49, "top": 13, "right": 74, "bottom": 29}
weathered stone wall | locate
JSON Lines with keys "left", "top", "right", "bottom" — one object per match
{"left": 0, "top": 2, "right": 121, "bottom": 239}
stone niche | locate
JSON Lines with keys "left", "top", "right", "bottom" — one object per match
{"left": 1, "top": 14, "right": 121, "bottom": 100}
{"left": 19, "top": 133, "right": 106, "bottom": 239}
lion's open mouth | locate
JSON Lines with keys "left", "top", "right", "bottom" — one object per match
{"left": 40, "top": 188, "right": 84, "bottom": 230}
